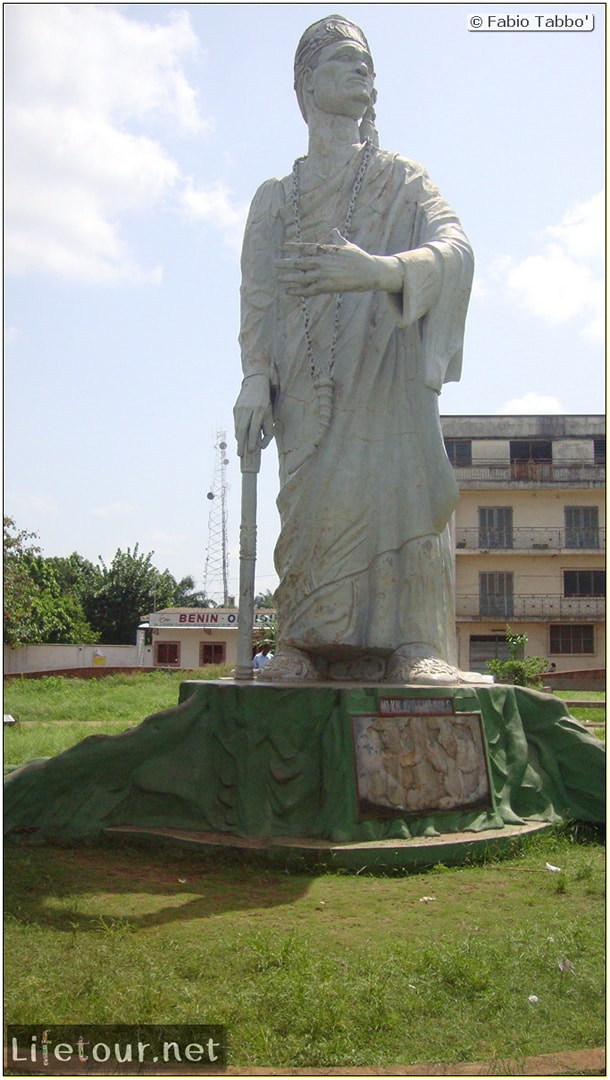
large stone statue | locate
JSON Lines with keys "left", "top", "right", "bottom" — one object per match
{"left": 234, "top": 15, "right": 482, "bottom": 685}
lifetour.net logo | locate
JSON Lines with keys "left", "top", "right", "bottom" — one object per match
{"left": 5, "top": 1025, "right": 227, "bottom": 1074}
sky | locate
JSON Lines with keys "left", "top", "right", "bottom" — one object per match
{"left": 4, "top": 2, "right": 605, "bottom": 605}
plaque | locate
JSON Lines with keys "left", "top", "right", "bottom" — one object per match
{"left": 352, "top": 712, "right": 493, "bottom": 818}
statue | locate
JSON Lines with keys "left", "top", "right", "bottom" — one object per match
{"left": 234, "top": 15, "right": 487, "bottom": 685}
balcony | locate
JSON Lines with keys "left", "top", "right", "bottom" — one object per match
{"left": 456, "top": 595, "right": 605, "bottom": 621}
{"left": 455, "top": 527, "right": 605, "bottom": 552}
{"left": 452, "top": 461, "right": 605, "bottom": 487}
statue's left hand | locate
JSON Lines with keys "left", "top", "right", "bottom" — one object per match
{"left": 276, "top": 229, "right": 402, "bottom": 297}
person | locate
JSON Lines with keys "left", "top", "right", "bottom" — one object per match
{"left": 253, "top": 644, "right": 273, "bottom": 671}
{"left": 234, "top": 15, "right": 489, "bottom": 685}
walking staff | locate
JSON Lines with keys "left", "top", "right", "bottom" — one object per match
{"left": 234, "top": 443, "right": 263, "bottom": 680}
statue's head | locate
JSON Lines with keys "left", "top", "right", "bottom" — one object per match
{"left": 294, "top": 15, "right": 378, "bottom": 143}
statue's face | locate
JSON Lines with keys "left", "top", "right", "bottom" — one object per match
{"left": 304, "top": 40, "right": 375, "bottom": 121}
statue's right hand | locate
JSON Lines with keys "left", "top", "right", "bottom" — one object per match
{"left": 233, "top": 374, "right": 274, "bottom": 456}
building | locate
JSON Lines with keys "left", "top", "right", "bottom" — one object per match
{"left": 148, "top": 415, "right": 604, "bottom": 677}
{"left": 441, "top": 414, "right": 605, "bottom": 674}
{"left": 140, "top": 608, "right": 275, "bottom": 669}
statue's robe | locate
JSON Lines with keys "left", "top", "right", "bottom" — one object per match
{"left": 239, "top": 145, "right": 473, "bottom": 665}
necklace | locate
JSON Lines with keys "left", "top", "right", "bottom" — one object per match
{"left": 290, "top": 141, "right": 372, "bottom": 445}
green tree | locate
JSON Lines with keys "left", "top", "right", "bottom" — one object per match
{"left": 45, "top": 552, "right": 100, "bottom": 601}
{"left": 254, "top": 589, "right": 276, "bottom": 609}
{"left": 3, "top": 517, "right": 41, "bottom": 646}
{"left": 82, "top": 545, "right": 191, "bottom": 644}
{"left": 173, "top": 575, "right": 217, "bottom": 608}
{"left": 3, "top": 519, "right": 98, "bottom": 646}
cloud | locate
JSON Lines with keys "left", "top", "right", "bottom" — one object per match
{"left": 495, "top": 393, "right": 565, "bottom": 415}
{"left": 4, "top": 5, "right": 243, "bottom": 283}
{"left": 496, "top": 193, "right": 603, "bottom": 343}
{"left": 91, "top": 501, "right": 135, "bottom": 518}
{"left": 181, "top": 181, "right": 249, "bottom": 250}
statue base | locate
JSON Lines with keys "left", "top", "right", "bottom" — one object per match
{"left": 4, "top": 680, "right": 604, "bottom": 870}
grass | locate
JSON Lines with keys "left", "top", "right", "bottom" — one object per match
{"left": 5, "top": 672, "right": 605, "bottom": 767}
{"left": 3, "top": 673, "right": 606, "bottom": 1067}
{"left": 3, "top": 669, "right": 231, "bottom": 767}
{"left": 553, "top": 691, "right": 606, "bottom": 735}
{"left": 4, "top": 828, "right": 605, "bottom": 1068}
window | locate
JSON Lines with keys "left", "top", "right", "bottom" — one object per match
{"left": 510, "top": 440, "right": 553, "bottom": 462}
{"left": 510, "top": 440, "right": 552, "bottom": 481}
{"left": 563, "top": 570, "right": 605, "bottom": 597}
{"left": 155, "top": 642, "right": 180, "bottom": 666}
{"left": 479, "top": 506, "right": 513, "bottom": 549}
{"left": 469, "top": 634, "right": 518, "bottom": 673}
{"left": 550, "top": 625, "right": 594, "bottom": 654}
{"left": 564, "top": 506, "right": 599, "bottom": 549}
{"left": 479, "top": 572, "right": 514, "bottom": 618}
{"left": 200, "top": 642, "right": 226, "bottom": 665}
{"left": 593, "top": 438, "right": 605, "bottom": 465}
{"left": 444, "top": 439, "right": 472, "bottom": 467}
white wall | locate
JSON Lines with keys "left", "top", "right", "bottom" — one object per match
{"left": 3, "top": 643, "right": 152, "bottom": 674}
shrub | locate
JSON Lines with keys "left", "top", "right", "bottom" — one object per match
{"left": 486, "top": 628, "right": 548, "bottom": 688}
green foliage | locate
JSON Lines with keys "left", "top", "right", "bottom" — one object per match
{"left": 173, "top": 576, "right": 217, "bottom": 608}
{"left": 4, "top": 518, "right": 215, "bottom": 647}
{"left": 3, "top": 517, "right": 42, "bottom": 646}
{"left": 254, "top": 589, "right": 276, "bottom": 609}
{"left": 260, "top": 616, "right": 278, "bottom": 651}
{"left": 486, "top": 626, "right": 548, "bottom": 688}
{"left": 81, "top": 545, "right": 195, "bottom": 644}
{"left": 3, "top": 519, "right": 97, "bottom": 646}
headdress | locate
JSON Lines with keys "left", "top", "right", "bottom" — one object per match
{"left": 294, "top": 15, "right": 379, "bottom": 145}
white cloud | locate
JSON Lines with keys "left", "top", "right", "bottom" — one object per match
{"left": 495, "top": 393, "right": 565, "bottom": 415}
{"left": 181, "top": 180, "right": 249, "bottom": 250}
{"left": 91, "top": 501, "right": 135, "bottom": 518}
{"left": 4, "top": 5, "right": 241, "bottom": 283}
{"left": 497, "top": 193, "right": 604, "bottom": 343}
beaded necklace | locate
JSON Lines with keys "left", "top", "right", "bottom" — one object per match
{"left": 290, "top": 140, "right": 373, "bottom": 445}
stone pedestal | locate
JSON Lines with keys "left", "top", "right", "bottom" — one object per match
{"left": 4, "top": 681, "right": 604, "bottom": 869}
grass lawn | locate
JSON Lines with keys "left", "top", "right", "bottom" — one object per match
{"left": 3, "top": 674, "right": 605, "bottom": 1068}
{"left": 4, "top": 831, "right": 605, "bottom": 1069}
{"left": 3, "top": 669, "right": 231, "bottom": 766}
{"left": 554, "top": 690, "right": 606, "bottom": 733}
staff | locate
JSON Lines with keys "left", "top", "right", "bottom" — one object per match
{"left": 235, "top": 443, "right": 262, "bottom": 680}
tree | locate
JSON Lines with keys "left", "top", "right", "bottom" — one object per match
{"left": 3, "top": 518, "right": 98, "bottom": 646}
{"left": 45, "top": 552, "right": 100, "bottom": 601}
{"left": 170, "top": 574, "right": 216, "bottom": 609}
{"left": 254, "top": 589, "right": 276, "bottom": 609}
{"left": 82, "top": 545, "right": 193, "bottom": 644}
{"left": 4, "top": 517, "right": 42, "bottom": 646}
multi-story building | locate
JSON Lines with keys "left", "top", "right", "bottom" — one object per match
{"left": 441, "top": 415, "right": 605, "bottom": 675}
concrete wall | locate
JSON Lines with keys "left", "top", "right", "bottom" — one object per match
{"left": 457, "top": 489, "right": 604, "bottom": 530}
{"left": 3, "top": 643, "right": 152, "bottom": 674}
{"left": 455, "top": 622, "right": 604, "bottom": 673}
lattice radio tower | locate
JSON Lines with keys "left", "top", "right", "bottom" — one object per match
{"left": 204, "top": 431, "right": 230, "bottom": 606}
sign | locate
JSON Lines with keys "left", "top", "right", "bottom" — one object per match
{"left": 352, "top": 709, "right": 493, "bottom": 818}
{"left": 148, "top": 609, "right": 275, "bottom": 628}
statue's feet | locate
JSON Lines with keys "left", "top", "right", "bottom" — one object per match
{"left": 385, "top": 655, "right": 494, "bottom": 686}
{"left": 327, "top": 653, "right": 386, "bottom": 682}
{"left": 257, "top": 646, "right": 321, "bottom": 682}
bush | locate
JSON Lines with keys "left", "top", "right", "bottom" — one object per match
{"left": 486, "top": 628, "right": 548, "bottom": 688}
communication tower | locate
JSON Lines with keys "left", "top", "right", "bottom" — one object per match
{"left": 204, "top": 431, "right": 231, "bottom": 605}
